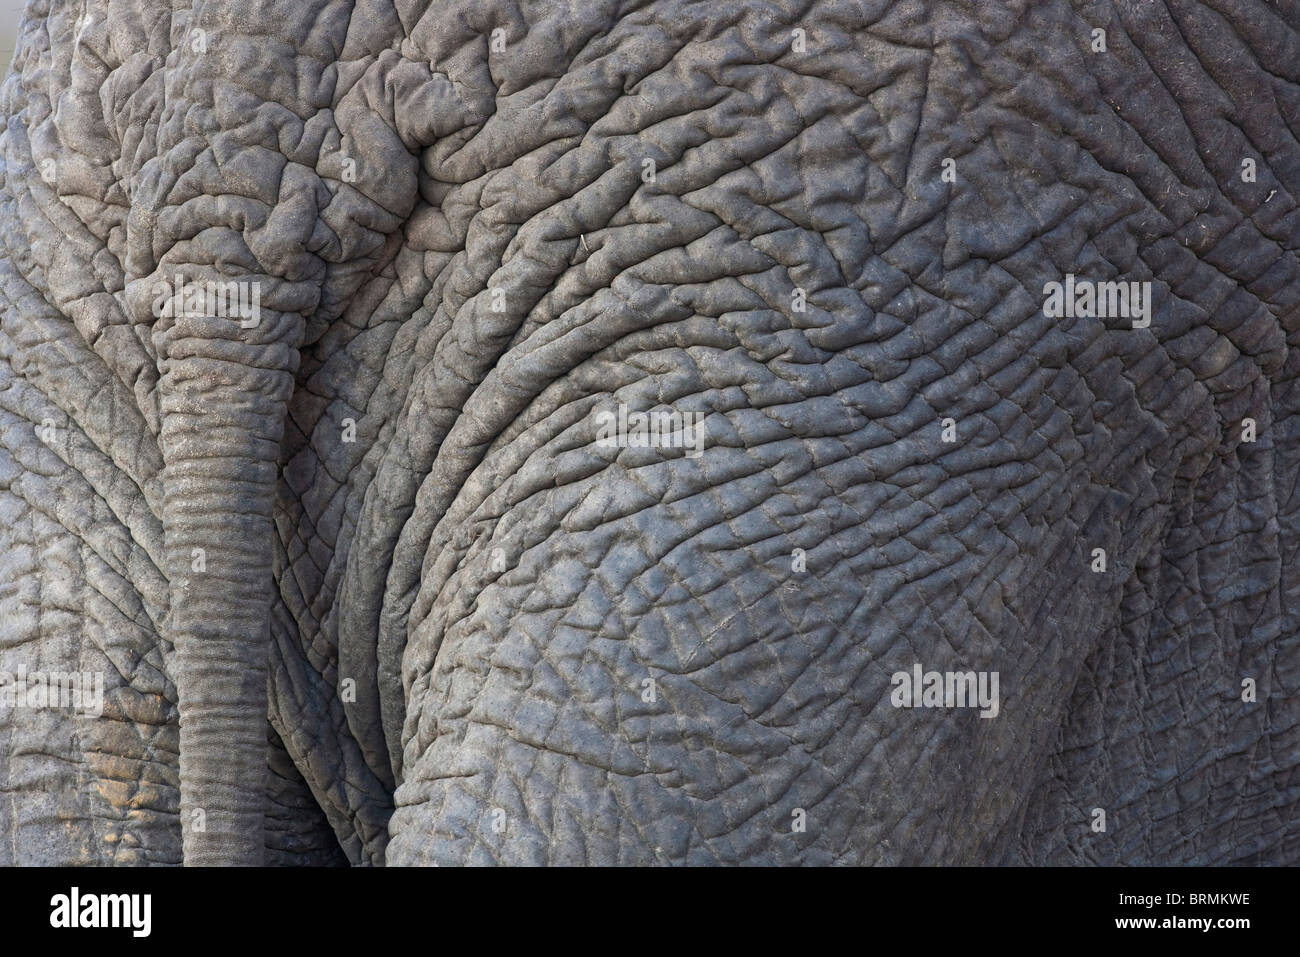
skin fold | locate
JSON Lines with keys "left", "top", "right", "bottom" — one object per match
{"left": 0, "top": 0, "right": 1295, "bottom": 865}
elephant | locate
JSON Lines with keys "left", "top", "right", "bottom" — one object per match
{"left": 0, "top": 0, "right": 1295, "bottom": 867}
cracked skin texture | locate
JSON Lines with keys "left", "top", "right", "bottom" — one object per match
{"left": 0, "top": 0, "right": 1296, "bottom": 865}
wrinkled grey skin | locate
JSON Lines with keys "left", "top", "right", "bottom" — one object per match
{"left": 0, "top": 0, "right": 1296, "bottom": 866}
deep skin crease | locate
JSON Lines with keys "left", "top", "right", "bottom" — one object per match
{"left": 0, "top": 0, "right": 1296, "bottom": 865}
